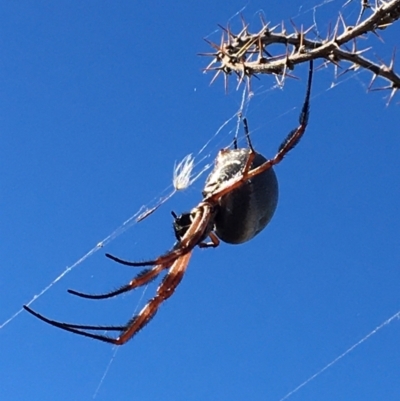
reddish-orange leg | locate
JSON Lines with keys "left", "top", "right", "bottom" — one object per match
{"left": 206, "top": 60, "right": 313, "bottom": 204}
{"left": 24, "top": 252, "right": 193, "bottom": 344}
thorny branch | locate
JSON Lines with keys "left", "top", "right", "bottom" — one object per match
{"left": 203, "top": 0, "right": 400, "bottom": 102}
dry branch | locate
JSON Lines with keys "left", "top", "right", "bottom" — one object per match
{"left": 203, "top": 0, "right": 400, "bottom": 101}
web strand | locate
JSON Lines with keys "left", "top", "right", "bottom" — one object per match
{"left": 278, "top": 309, "right": 400, "bottom": 401}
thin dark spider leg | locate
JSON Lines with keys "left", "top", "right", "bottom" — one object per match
{"left": 24, "top": 252, "right": 193, "bottom": 345}
{"left": 105, "top": 204, "right": 213, "bottom": 267}
{"left": 105, "top": 253, "right": 157, "bottom": 267}
{"left": 67, "top": 263, "right": 168, "bottom": 300}
{"left": 242, "top": 118, "right": 255, "bottom": 152}
{"left": 205, "top": 60, "right": 313, "bottom": 203}
{"left": 23, "top": 305, "right": 124, "bottom": 343}
{"left": 23, "top": 308, "right": 126, "bottom": 331}
{"left": 233, "top": 112, "right": 241, "bottom": 150}
{"left": 235, "top": 117, "right": 257, "bottom": 177}
{"left": 245, "top": 59, "right": 313, "bottom": 180}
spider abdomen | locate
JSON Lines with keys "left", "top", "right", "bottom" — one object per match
{"left": 203, "top": 149, "right": 278, "bottom": 244}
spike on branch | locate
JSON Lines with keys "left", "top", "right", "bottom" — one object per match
{"left": 200, "top": 0, "right": 400, "bottom": 99}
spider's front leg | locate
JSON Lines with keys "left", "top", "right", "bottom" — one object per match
{"left": 205, "top": 59, "right": 313, "bottom": 204}
{"left": 114, "top": 251, "right": 193, "bottom": 345}
{"left": 106, "top": 203, "right": 215, "bottom": 267}
{"left": 243, "top": 59, "right": 313, "bottom": 182}
{"left": 67, "top": 263, "right": 168, "bottom": 300}
{"left": 23, "top": 252, "right": 192, "bottom": 345}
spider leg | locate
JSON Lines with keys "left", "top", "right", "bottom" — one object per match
{"left": 23, "top": 305, "right": 126, "bottom": 344}
{"left": 24, "top": 203, "right": 210, "bottom": 343}
{"left": 24, "top": 251, "right": 192, "bottom": 345}
{"left": 242, "top": 118, "right": 255, "bottom": 153}
{"left": 244, "top": 60, "right": 312, "bottom": 181}
{"left": 198, "top": 231, "right": 220, "bottom": 248}
{"left": 67, "top": 263, "right": 168, "bottom": 300}
{"left": 105, "top": 203, "right": 214, "bottom": 267}
{"left": 23, "top": 307, "right": 126, "bottom": 331}
{"left": 115, "top": 251, "right": 192, "bottom": 344}
{"left": 205, "top": 60, "right": 313, "bottom": 203}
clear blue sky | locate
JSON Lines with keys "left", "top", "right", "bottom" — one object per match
{"left": 1, "top": 1, "right": 400, "bottom": 400}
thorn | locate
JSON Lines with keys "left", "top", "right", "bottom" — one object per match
{"left": 369, "top": 84, "right": 392, "bottom": 92}
{"left": 303, "top": 24, "right": 315, "bottom": 36}
{"left": 236, "top": 72, "right": 246, "bottom": 91}
{"left": 325, "top": 22, "right": 332, "bottom": 43}
{"left": 275, "top": 50, "right": 290, "bottom": 87}
{"left": 217, "top": 24, "right": 229, "bottom": 35}
{"left": 339, "top": 11, "right": 347, "bottom": 32}
{"left": 386, "top": 87, "right": 398, "bottom": 105}
{"left": 298, "top": 25, "right": 305, "bottom": 53}
{"left": 217, "top": 24, "right": 235, "bottom": 47}
{"left": 256, "top": 34, "right": 264, "bottom": 61}
{"left": 226, "top": 23, "right": 236, "bottom": 45}
{"left": 338, "top": 12, "right": 351, "bottom": 32}
{"left": 283, "top": 71, "right": 299, "bottom": 80}
{"left": 255, "top": 34, "right": 272, "bottom": 61}
{"left": 389, "top": 47, "right": 396, "bottom": 71}
{"left": 354, "top": 46, "right": 372, "bottom": 56}
{"left": 238, "top": 14, "right": 249, "bottom": 38}
{"left": 356, "top": 0, "right": 371, "bottom": 24}
{"left": 259, "top": 12, "right": 266, "bottom": 27}
{"left": 198, "top": 52, "right": 219, "bottom": 57}
{"left": 370, "top": 28, "right": 384, "bottom": 42}
{"left": 376, "top": 52, "right": 396, "bottom": 74}
{"left": 289, "top": 18, "right": 299, "bottom": 35}
{"left": 274, "top": 73, "right": 284, "bottom": 88}
{"left": 203, "top": 37, "right": 221, "bottom": 51}
{"left": 256, "top": 24, "right": 269, "bottom": 39}
{"left": 328, "top": 54, "right": 342, "bottom": 68}
{"left": 202, "top": 65, "right": 221, "bottom": 72}
{"left": 367, "top": 73, "right": 378, "bottom": 91}
{"left": 269, "top": 23, "right": 280, "bottom": 33}
{"left": 351, "top": 38, "right": 357, "bottom": 53}
{"left": 336, "top": 64, "right": 357, "bottom": 79}
{"left": 224, "top": 70, "right": 229, "bottom": 94}
{"left": 332, "top": 16, "right": 340, "bottom": 40}
{"left": 209, "top": 69, "right": 222, "bottom": 86}
{"left": 315, "top": 60, "right": 330, "bottom": 71}
{"left": 281, "top": 20, "right": 287, "bottom": 35}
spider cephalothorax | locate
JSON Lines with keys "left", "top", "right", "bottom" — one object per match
{"left": 24, "top": 60, "right": 313, "bottom": 345}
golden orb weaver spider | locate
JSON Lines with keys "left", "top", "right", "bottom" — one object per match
{"left": 24, "top": 60, "right": 313, "bottom": 345}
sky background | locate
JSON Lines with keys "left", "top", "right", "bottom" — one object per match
{"left": 1, "top": 1, "right": 400, "bottom": 400}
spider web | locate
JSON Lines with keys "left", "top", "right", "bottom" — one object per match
{"left": 0, "top": 62, "right": 366, "bottom": 334}
{"left": 2, "top": 1, "right": 399, "bottom": 399}
{"left": 0, "top": 98, "right": 247, "bottom": 332}
{"left": 0, "top": 0, "right": 384, "bottom": 333}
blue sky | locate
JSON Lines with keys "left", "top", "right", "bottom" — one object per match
{"left": 1, "top": 1, "right": 400, "bottom": 400}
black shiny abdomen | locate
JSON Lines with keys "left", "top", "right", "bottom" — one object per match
{"left": 203, "top": 149, "right": 278, "bottom": 244}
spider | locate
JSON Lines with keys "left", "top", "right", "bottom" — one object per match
{"left": 24, "top": 60, "right": 313, "bottom": 345}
